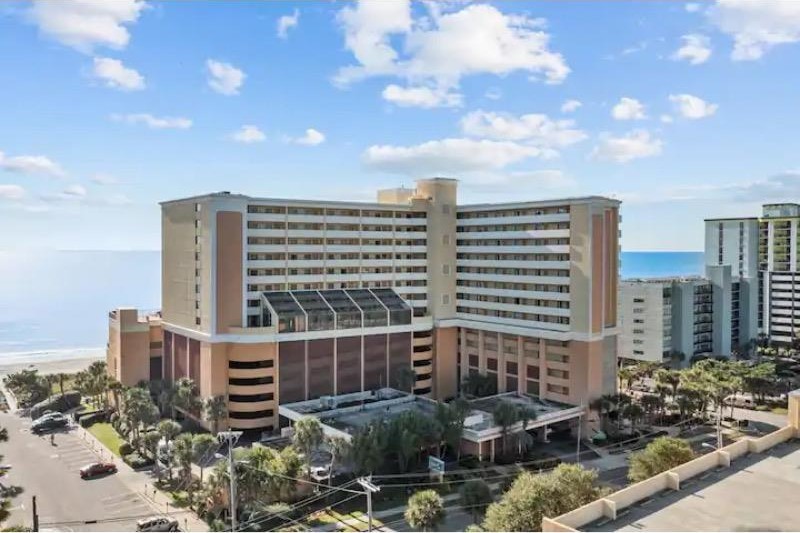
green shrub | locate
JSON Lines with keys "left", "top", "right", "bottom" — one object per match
{"left": 119, "top": 442, "right": 134, "bottom": 456}
{"left": 123, "top": 452, "right": 154, "bottom": 469}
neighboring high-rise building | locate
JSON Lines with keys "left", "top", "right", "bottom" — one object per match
{"left": 619, "top": 268, "right": 741, "bottom": 366}
{"left": 705, "top": 203, "right": 800, "bottom": 345}
{"left": 111, "top": 178, "right": 621, "bottom": 434}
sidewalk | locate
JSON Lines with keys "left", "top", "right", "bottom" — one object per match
{"left": 77, "top": 424, "right": 209, "bottom": 532}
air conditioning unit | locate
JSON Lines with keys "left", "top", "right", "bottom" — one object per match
{"left": 320, "top": 396, "right": 335, "bottom": 409}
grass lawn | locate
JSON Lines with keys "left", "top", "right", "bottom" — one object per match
{"left": 772, "top": 407, "right": 789, "bottom": 415}
{"left": 49, "top": 374, "right": 77, "bottom": 395}
{"left": 88, "top": 422, "right": 126, "bottom": 457}
{"left": 307, "top": 510, "right": 385, "bottom": 532}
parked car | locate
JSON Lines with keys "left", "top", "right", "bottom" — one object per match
{"left": 31, "top": 413, "right": 68, "bottom": 433}
{"left": 79, "top": 462, "right": 117, "bottom": 479}
{"left": 136, "top": 516, "right": 179, "bottom": 532}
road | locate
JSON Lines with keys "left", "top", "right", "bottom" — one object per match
{"left": 0, "top": 411, "right": 160, "bottom": 532}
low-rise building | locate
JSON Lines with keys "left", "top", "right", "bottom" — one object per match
{"left": 619, "top": 265, "right": 753, "bottom": 366}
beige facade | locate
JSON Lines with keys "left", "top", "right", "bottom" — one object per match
{"left": 106, "top": 308, "right": 162, "bottom": 388}
{"left": 110, "top": 179, "right": 620, "bottom": 434}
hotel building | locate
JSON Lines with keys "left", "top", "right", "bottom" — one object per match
{"left": 109, "top": 178, "right": 620, "bottom": 434}
{"left": 619, "top": 265, "right": 744, "bottom": 366}
{"left": 706, "top": 203, "right": 799, "bottom": 345}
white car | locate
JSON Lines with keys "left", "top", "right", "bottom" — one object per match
{"left": 136, "top": 516, "right": 179, "bottom": 532}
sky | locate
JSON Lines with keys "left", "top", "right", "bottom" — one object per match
{"left": 1, "top": 0, "right": 799, "bottom": 251}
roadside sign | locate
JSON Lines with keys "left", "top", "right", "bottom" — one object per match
{"left": 428, "top": 456, "right": 445, "bottom": 474}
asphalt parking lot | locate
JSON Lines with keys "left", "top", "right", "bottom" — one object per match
{"left": 1, "top": 412, "right": 159, "bottom": 531}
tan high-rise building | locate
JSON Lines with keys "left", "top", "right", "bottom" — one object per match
{"left": 112, "top": 178, "right": 620, "bottom": 434}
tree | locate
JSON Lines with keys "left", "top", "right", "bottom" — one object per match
{"left": 618, "top": 366, "right": 634, "bottom": 391}
{"left": 654, "top": 369, "right": 681, "bottom": 399}
{"left": 121, "top": 387, "right": 158, "bottom": 441}
{"left": 492, "top": 401, "right": 520, "bottom": 457}
{"left": 292, "top": 417, "right": 324, "bottom": 476}
{"left": 173, "top": 378, "right": 201, "bottom": 416}
{"left": 142, "top": 431, "right": 162, "bottom": 478}
{"left": 350, "top": 422, "right": 386, "bottom": 475}
{"left": 326, "top": 435, "right": 351, "bottom": 481}
{"left": 682, "top": 360, "right": 742, "bottom": 448}
{"left": 158, "top": 419, "right": 182, "bottom": 443}
{"left": 483, "top": 464, "right": 602, "bottom": 532}
{"left": 204, "top": 395, "right": 227, "bottom": 435}
{"left": 107, "top": 379, "right": 125, "bottom": 410}
{"left": 628, "top": 437, "right": 694, "bottom": 483}
{"left": 173, "top": 433, "right": 195, "bottom": 484}
{"left": 405, "top": 490, "right": 445, "bottom": 532}
{"left": 395, "top": 366, "right": 417, "bottom": 393}
{"left": 459, "top": 480, "right": 492, "bottom": 523}
{"left": 462, "top": 373, "right": 497, "bottom": 398}
{"left": 192, "top": 433, "right": 218, "bottom": 482}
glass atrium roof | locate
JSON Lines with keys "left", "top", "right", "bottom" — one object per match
{"left": 261, "top": 288, "right": 412, "bottom": 333}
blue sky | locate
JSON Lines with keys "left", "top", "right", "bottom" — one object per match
{"left": 1, "top": 0, "right": 799, "bottom": 251}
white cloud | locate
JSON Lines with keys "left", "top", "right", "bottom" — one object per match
{"left": 611, "top": 97, "right": 647, "bottom": 120}
{"left": 382, "top": 84, "right": 463, "bottom": 108}
{"left": 363, "top": 138, "right": 541, "bottom": 175}
{"left": 709, "top": 0, "right": 800, "bottom": 60}
{"left": 335, "top": 0, "right": 412, "bottom": 82}
{"left": 91, "top": 173, "right": 118, "bottom": 185}
{"left": 660, "top": 114, "right": 674, "bottom": 124}
{"left": 591, "top": 130, "right": 663, "bottom": 163}
{"left": 28, "top": 0, "right": 147, "bottom": 53}
{"left": 92, "top": 56, "right": 145, "bottom": 90}
{"left": 289, "top": 128, "right": 326, "bottom": 146}
{"left": 206, "top": 60, "right": 245, "bottom": 95}
{"left": 669, "top": 93, "right": 718, "bottom": 119}
{"left": 0, "top": 185, "right": 25, "bottom": 200}
{"left": 277, "top": 9, "right": 300, "bottom": 39}
{"left": 335, "top": 2, "right": 569, "bottom": 103}
{"left": 111, "top": 113, "right": 192, "bottom": 129}
{"left": 561, "top": 99, "right": 582, "bottom": 113}
{"left": 672, "top": 34, "right": 712, "bottom": 65}
{"left": 60, "top": 184, "right": 87, "bottom": 198}
{"left": 685, "top": 3, "right": 701, "bottom": 13}
{"left": 232, "top": 125, "right": 266, "bottom": 144}
{"left": 460, "top": 110, "right": 587, "bottom": 150}
{"left": 484, "top": 87, "right": 502, "bottom": 100}
{"left": 0, "top": 150, "right": 65, "bottom": 177}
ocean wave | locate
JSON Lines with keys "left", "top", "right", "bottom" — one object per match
{"left": 0, "top": 347, "right": 105, "bottom": 365}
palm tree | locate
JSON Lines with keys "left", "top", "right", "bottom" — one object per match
{"left": 173, "top": 378, "right": 201, "bottom": 417}
{"left": 655, "top": 369, "right": 682, "bottom": 399}
{"left": 173, "top": 433, "right": 195, "bottom": 485}
{"left": 326, "top": 435, "right": 351, "bottom": 482}
{"left": 395, "top": 366, "right": 417, "bottom": 393}
{"left": 107, "top": 379, "right": 125, "bottom": 410}
{"left": 204, "top": 395, "right": 227, "bottom": 435}
{"left": 491, "top": 401, "right": 519, "bottom": 458}
{"left": 192, "top": 433, "right": 218, "bottom": 483}
{"left": 618, "top": 366, "right": 634, "bottom": 392}
{"left": 292, "top": 417, "right": 324, "bottom": 476}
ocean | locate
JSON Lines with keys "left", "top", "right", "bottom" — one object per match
{"left": 0, "top": 250, "right": 704, "bottom": 360}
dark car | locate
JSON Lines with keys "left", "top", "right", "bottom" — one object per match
{"left": 31, "top": 413, "right": 68, "bottom": 434}
{"left": 79, "top": 462, "right": 117, "bottom": 479}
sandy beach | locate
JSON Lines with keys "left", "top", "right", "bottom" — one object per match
{"left": 0, "top": 352, "right": 103, "bottom": 376}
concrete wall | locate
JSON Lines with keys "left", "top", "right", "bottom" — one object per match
{"left": 162, "top": 201, "right": 204, "bottom": 331}
{"left": 416, "top": 178, "right": 457, "bottom": 321}
{"left": 543, "top": 390, "right": 800, "bottom": 531}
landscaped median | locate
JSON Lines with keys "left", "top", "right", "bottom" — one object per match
{"left": 87, "top": 422, "right": 125, "bottom": 456}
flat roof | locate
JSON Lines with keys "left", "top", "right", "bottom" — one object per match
{"left": 590, "top": 439, "right": 800, "bottom": 532}
{"left": 279, "top": 388, "right": 584, "bottom": 443}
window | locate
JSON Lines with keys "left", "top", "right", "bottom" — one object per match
{"left": 442, "top": 294, "right": 450, "bottom": 305}
{"left": 442, "top": 204, "right": 451, "bottom": 214}
{"left": 195, "top": 203, "right": 202, "bottom": 212}
{"left": 229, "top": 409, "right": 274, "bottom": 420}
{"left": 229, "top": 393, "right": 273, "bottom": 402}
{"left": 442, "top": 264, "right": 451, "bottom": 275}
{"left": 229, "top": 376, "right": 274, "bottom": 386}
{"left": 443, "top": 234, "right": 450, "bottom": 245}
{"left": 506, "top": 361, "right": 518, "bottom": 375}
{"left": 468, "top": 355, "right": 479, "bottom": 367}
{"left": 526, "top": 365, "right": 540, "bottom": 379}
{"left": 228, "top": 360, "right": 274, "bottom": 369}
{"left": 487, "top": 358, "right": 498, "bottom": 371}
{"left": 547, "top": 384, "right": 569, "bottom": 395}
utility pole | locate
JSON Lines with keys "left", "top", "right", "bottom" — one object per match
{"left": 576, "top": 413, "right": 582, "bottom": 463}
{"left": 356, "top": 477, "right": 380, "bottom": 532}
{"left": 218, "top": 431, "right": 242, "bottom": 532}
{"left": 31, "top": 495, "right": 38, "bottom": 532}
